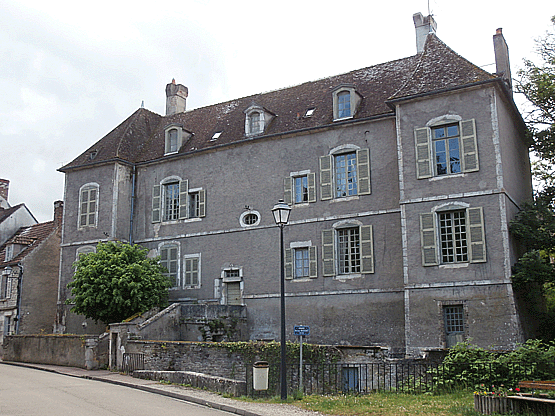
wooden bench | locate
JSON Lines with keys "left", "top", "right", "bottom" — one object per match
{"left": 519, "top": 381, "right": 555, "bottom": 391}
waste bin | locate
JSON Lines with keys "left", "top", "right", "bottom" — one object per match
{"left": 253, "top": 361, "right": 269, "bottom": 390}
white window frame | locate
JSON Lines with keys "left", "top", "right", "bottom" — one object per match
{"left": 420, "top": 203, "right": 486, "bottom": 266}
{"left": 285, "top": 241, "right": 317, "bottom": 280}
{"left": 159, "top": 242, "right": 180, "bottom": 289}
{"left": 152, "top": 177, "right": 205, "bottom": 223}
{"left": 283, "top": 170, "right": 316, "bottom": 205}
{"left": 319, "top": 146, "right": 371, "bottom": 200}
{"left": 332, "top": 85, "right": 362, "bottom": 121}
{"left": 244, "top": 105, "right": 275, "bottom": 137}
{"left": 78, "top": 183, "right": 99, "bottom": 229}
{"left": 163, "top": 124, "right": 192, "bottom": 155}
{"left": 322, "top": 220, "right": 374, "bottom": 278}
{"left": 414, "top": 117, "right": 479, "bottom": 180}
{"left": 239, "top": 210, "right": 261, "bottom": 227}
{"left": 183, "top": 253, "right": 201, "bottom": 289}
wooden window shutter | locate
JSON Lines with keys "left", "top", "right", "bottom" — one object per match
{"left": 309, "top": 246, "right": 317, "bottom": 278}
{"left": 152, "top": 184, "right": 161, "bottom": 223}
{"left": 285, "top": 248, "right": 293, "bottom": 279}
{"left": 319, "top": 155, "right": 333, "bottom": 200}
{"left": 420, "top": 212, "right": 438, "bottom": 266}
{"left": 461, "top": 119, "right": 479, "bottom": 173}
{"left": 357, "top": 148, "right": 371, "bottom": 195}
{"left": 360, "top": 225, "right": 374, "bottom": 273}
{"left": 178, "top": 179, "right": 189, "bottom": 219}
{"left": 283, "top": 177, "right": 293, "bottom": 205}
{"left": 468, "top": 207, "right": 486, "bottom": 263}
{"left": 415, "top": 127, "right": 432, "bottom": 179}
{"left": 308, "top": 173, "right": 316, "bottom": 202}
{"left": 322, "top": 229, "right": 335, "bottom": 276}
{"left": 198, "top": 189, "right": 206, "bottom": 218}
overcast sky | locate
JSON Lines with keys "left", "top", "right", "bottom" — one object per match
{"left": 1, "top": 0, "right": 553, "bottom": 222}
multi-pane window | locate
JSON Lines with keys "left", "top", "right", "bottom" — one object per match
{"left": 163, "top": 182, "right": 180, "bottom": 221}
{"left": 189, "top": 192, "right": 200, "bottom": 218}
{"left": 249, "top": 112, "right": 261, "bottom": 134}
{"left": 184, "top": 256, "right": 200, "bottom": 287}
{"left": 438, "top": 210, "right": 468, "bottom": 263}
{"left": 167, "top": 129, "right": 178, "bottom": 153}
{"left": 294, "top": 248, "right": 310, "bottom": 278}
{"left": 335, "top": 153, "right": 358, "bottom": 198}
{"left": 444, "top": 304, "right": 465, "bottom": 347}
{"left": 444, "top": 305, "right": 464, "bottom": 334}
{"left": 294, "top": 176, "right": 309, "bottom": 204}
{"left": 160, "top": 244, "right": 179, "bottom": 288}
{"left": 337, "top": 227, "right": 361, "bottom": 274}
{"left": 432, "top": 124, "right": 461, "bottom": 175}
{"left": 337, "top": 91, "right": 351, "bottom": 118}
{"left": 79, "top": 185, "right": 98, "bottom": 227}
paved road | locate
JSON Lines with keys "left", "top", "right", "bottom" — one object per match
{"left": 0, "top": 364, "right": 234, "bottom": 415}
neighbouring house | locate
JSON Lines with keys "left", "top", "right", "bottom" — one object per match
{"left": 0, "top": 179, "right": 37, "bottom": 246}
{"left": 0, "top": 201, "right": 63, "bottom": 345}
{"left": 56, "top": 13, "right": 533, "bottom": 357}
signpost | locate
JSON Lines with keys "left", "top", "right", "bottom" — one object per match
{"left": 294, "top": 325, "right": 310, "bottom": 392}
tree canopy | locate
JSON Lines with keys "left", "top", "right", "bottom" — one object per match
{"left": 511, "top": 16, "right": 555, "bottom": 340}
{"left": 67, "top": 241, "right": 171, "bottom": 325}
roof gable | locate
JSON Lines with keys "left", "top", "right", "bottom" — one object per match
{"left": 0, "top": 221, "right": 56, "bottom": 265}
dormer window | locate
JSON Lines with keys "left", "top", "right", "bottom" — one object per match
{"left": 164, "top": 124, "right": 193, "bottom": 155}
{"left": 332, "top": 85, "right": 362, "bottom": 121}
{"left": 337, "top": 92, "right": 351, "bottom": 118}
{"left": 244, "top": 105, "right": 275, "bottom": 136}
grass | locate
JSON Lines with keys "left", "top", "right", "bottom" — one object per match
{"left": 266, "top": 391, "right": 489, "bottom": 416}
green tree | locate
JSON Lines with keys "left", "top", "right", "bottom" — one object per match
{"left": 511, "top": 16, "right": 555, "bottom": 340}
{"left": 67, "top": 241, "right": 171, "bottom": 325}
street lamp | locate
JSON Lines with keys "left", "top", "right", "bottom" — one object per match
{"left": 272, "top": 199, "right": 291, "bottom": 400}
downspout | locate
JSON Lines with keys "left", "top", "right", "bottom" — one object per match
{"left": 15, "top": 263, "right": 23, "bottom": 334}
{"left": 129, "top": 164, "right": 137, "bottom": 244}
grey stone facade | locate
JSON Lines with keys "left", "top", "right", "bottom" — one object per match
{"left": 56, "top": 15, "right": 532, "bottom": 356}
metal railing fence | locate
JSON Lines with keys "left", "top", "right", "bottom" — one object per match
{"left": 121, "top": 353, "right": 145, "bottom": 374}
{"left": 246, "top": 360, "right": 555, "bottom": 397}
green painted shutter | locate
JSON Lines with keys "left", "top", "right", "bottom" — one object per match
{"left": 415, "top": 127, "right": 432, "bottom": 179}
{"left": 283, "top": 177, "right": 293, "bottom": 205}
{"left": 309, "top": 246, "right": 317, "bottom": 278}
{"left": 322, "top": 229, "right": 335, "bottom": 276}
{"left": 357, "top": 148, "right": 371, "bottom": 195}
{"left": 308, "top": 173, "right": 316, "bottom": 202}
{"left": 198, "top": 189, "right": 206, "bottom": 218}
{"left": 360, "top": 225, "right": 374, "bottom": 273}
{"left": 461, "top": 119, "right": 479, "bottom": 172}
{"left": 320, "top": 155, "right": 333, "bottom": 200}
{"left": 468, "top": 207, "right": 486, "bottom": 263}
{"left": 179, "top": 179, "right": 189, "bottom": 219}
{"left": 420, "top": 212, "right": 438, "bottom": 266}
{"left": 152, "top": 184, "right": 161, "bottom": 223}
{"left": 285, "top": 248, "right": 293, "bottom": 279}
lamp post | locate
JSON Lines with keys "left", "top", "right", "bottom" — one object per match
{"left": 272, "top": 199, "right": 291, "bottom": 400}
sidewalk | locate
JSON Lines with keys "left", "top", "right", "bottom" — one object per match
{"left": 0, "top": 360, "right": 321, "bottom": 416}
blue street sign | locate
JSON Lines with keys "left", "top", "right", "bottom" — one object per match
{"left": 294, "top": 325, "right": 310, "bottom": 336}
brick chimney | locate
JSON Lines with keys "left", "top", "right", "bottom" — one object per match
{"left": 493, "top": 28, "right": 512, "bottom": 92}
{"left": 0, "top": 179, "right": 9, "bottom": 202}
{"left": 54, "top": 200, "right": 63, "bottom": 228}
{"left": 413, "top": 12, "right": 437, "bottom": 53}
{"left": 165, "top": 79, "right": 188, "bottom": 116}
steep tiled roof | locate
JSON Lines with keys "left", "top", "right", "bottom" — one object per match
{"left": 0, "top": 221, "right": 56, "bottom": 266}
{"left": 60, "top": 34, "right": 498, "bottom": 171}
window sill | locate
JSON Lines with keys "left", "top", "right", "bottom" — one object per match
{"left": 292, "top": 202, "right": 310, "bottom": 208}
{"left": 159, "top": 217, "right": 202, "bottom": 225}
{"left": 333, "top": 116, "right": 354, "bottom": 122}
{"left": 334, "top": 273, "right": 362, "bottom": 281}
{"left": 290, "top": 277, "right": 313, "bottom": 282}
{"left": 330, "top": 195, "right": 359, "bottom": 203}
{"left": 439, "top": 263, "right": 469, "bottom": 269}
{"left": 428, "top": 173, "right": 466, "bottom": 181}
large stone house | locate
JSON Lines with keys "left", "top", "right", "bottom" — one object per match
{"left": 56, "top": 13, "right": 532, "bottom": 356}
